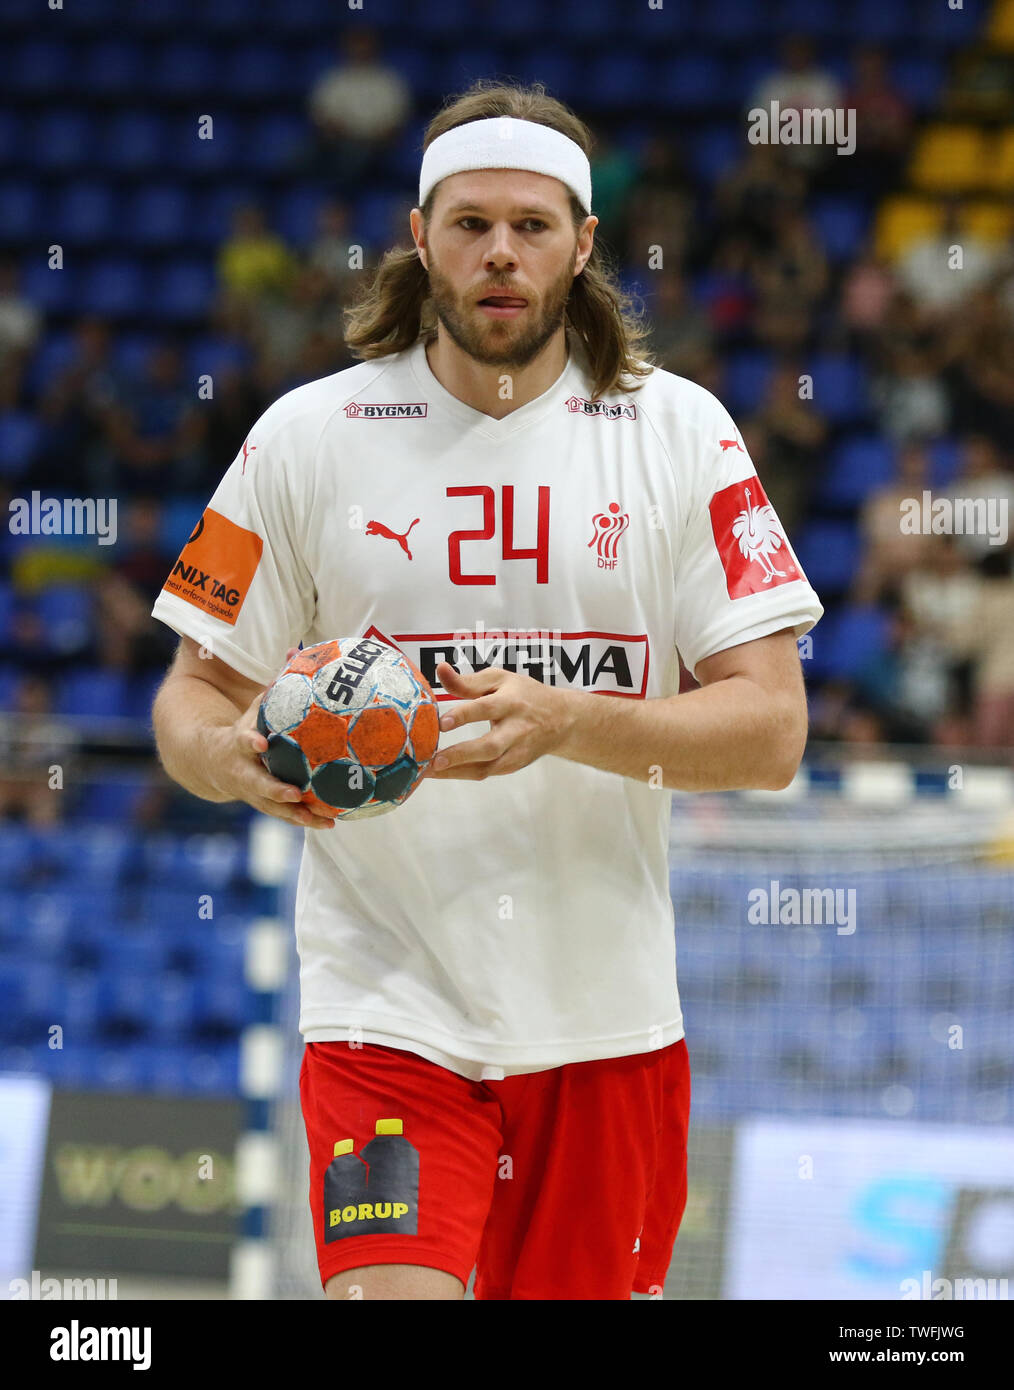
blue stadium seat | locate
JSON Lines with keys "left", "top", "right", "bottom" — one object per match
{"left": 922, "top": 0, "right": 983, "bottom": 44}
{"left": 0, "top": 0, "right": 41, "bottom": 28}
{"left": 494, "top": 0, "right": 549, "bottom": 38}
{"left": 191, "top": 183, "right": 261, "bottom": 245}
{"left": 823, "top": 604, "right": 890, "bottom": 680}
{"left": 171, "top": 114, "right": 243, "bottom": 177}
{"left": 927, "top": 438, "right": 961, "bottom": 489}
{"left": 130, "top": 0, "right": 193, "bottom": 32}
{"left": 688, "top": 126, "right": 743, "bottom": 186}
{"left": 99, "top": 111, "right": 170, "bottom": 174}
{"left": 122, "top": 183, "right": 194, "bottom": 250}
{"left": 7, "top": 39, "right": 72, "bottom": 96}
{"left": 656, "top": 55, "right": 730, "bottom": 114}
{"left": 553, "top": 0, "right": 619, "bottom": 43}
{"left": 0, "top": 582, "right": 14, "bottom": 639}
{"left": 182, "top": 1043, "right": 240, "bottom": 1095}
{"left": 273, "top": 0, "right": 346, "bottom": 35}
{"left": 54, "top": 182, "right": 117, "bottom": 247}
{"left": 723, "top": 351, "right": 773, "bottom": 414}
{"left": 384, "top": 47, "right": 435, "bottom": 96}
{"left": 124, "top": 671, "right": 164, "bottom": 722}
{"left": 353, "top": 192, "right": 411, "bottom": 249}
{"left": 75, "top": 780, "right": 149, "bottom": 822}
{"left": 841, "top": 0, "right": 913, "bottom": 43}
{"left": 34, "top": 585, "right": 93, "bottom": 655}
{"left": 55, "top": 669, "right": 130, "bottom": 719}
{"left": 150, "top": 262, "right": 216, "bottom": 322}
{"left": 0, "top": 182, "right": 43, "bottom": 242}
{"left": 583, "top": 54, "right": 653, "bottom": 110}
{"left": 160, "top": 496, "right": 205, "bottom": 552}
{"left": 808, "top": 354, "right": 871, "bottom": 425}
{"left": 112, "top": 331, "right": 160, "bottom": 383}
{"left": 816, "top": 435, "right": 896, "bottom": 509}
{"left": 64, "top": 0, "right": 120, "bottom": 30}
{"left": 79, "top": 38, "right": 145, "bottom": 97}
{"left": 223, "top": 43, "right": 292, "bottom": 102}
{"left": 773, "top": 0, "right": 844, "bottom": 39}
{"left": 891, "top": 56, "right": 945, "bottom": 112}
{"left": 694, "top": 0, "right": 770, "bottom": 44}
{"left": 0, "top": 111, "right": 24, "bottom": 170}
{"left": 202, "top": 0, "right": 254, "bottom": 34}
{"left": 242, "top": 113, "right": 308, "bottom": 176}
{"left": 149, "top": 977, "right": 198, "bottom": 1043}
{"left": 97, "top": 968, "right": 154, "bottom": 1036}
{"left": 792, "top": 519, "right": 861, "bottom": 593}
{"left": 19, "top": 261, "right": 79, "bottom": 316}
{"left": 503, "top": 50, "right": 578, "bottom": 104}
{"left": 27, "top": 112, "right": 95, "bottom": 173}
{"left": 411, "top": 0, "right": 481, "bottom": 37}
{"left": 811, "top": 197, "right": 871, "bottom": 263}
{"left": 153, "top": 42, "right": 218, "bottom": 100}
{"left": 0, "top": 411, "right": 43, "bottom": 478}
{"left": 81, "top": 258, "right": 147, "bottom": 318}
{"left": 186, "top": 335, "right": 251, "bottom": 381}
{"left": 192, "top": 976, "right": 249, "bottom": 1036}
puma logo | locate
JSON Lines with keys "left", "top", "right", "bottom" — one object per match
{"left": 719, "top": 438, "right": 745, "bottom": 453}
{"left": 366, "top": 518, "right": 420, "bottom": 560}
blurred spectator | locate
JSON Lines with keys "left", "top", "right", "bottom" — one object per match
{"left": 111, "top": 497, "right": 176, "bottom": 595}
{"left": 715, "top": 144, "right": 806, "bottom": 255}
{"left": 94, "top": 570, "right": 175, "bottom": 674}
{"left": 896, "top": 199, "right": 1000, "bottom": 320}
{"left": 218, "top": 205, "right": 298, "bottom": 304}
{"left": 0, "top": 676, "right": 78, "bottom": 825}
{"left": 249, "top": 264, "right": 345, "bottom": 383}
{"left": 588, "top": 135, "right": 640, "bottom": 252}
{"left": 308, "top": 200, "right": 363, "bottom": 299}
{"left": 944, "top": 287, "right": 1014, "bottom": 451}
{"left": 854, "top": 603, "right": 950, "bottom": 743}
{"left": 623, "top": 135, "right": 697, "bottom": 268}
{"left": 842, "top": 46, "right": 913, "bottom": 193}
{"left": 942, "top": 435, "right": 1014, "bottom": 564}
{"left": 873, "top": 343, "right": 950, "bottom": 442}
{"left": 35, "top": 318, "right": 123, "bottom": 493}
{"left": 0, "top": 259, "right": 41, "bottom": 370}
{"left": 198, "top": 365, "right": 266, "bottom": 489}
{"left": 750, "top": 363, "right": 828, "bottom": 535}
{"left": 839, "top": 243, "right": 896, "bottom": 346}
{"left": 750, "top": 35, "right": 844, "bottom": 173}
{"left": 306, "top": 29, "right": 411, "bottom": 189}
{"left": 647, "top": 271, "right": 712, "bottom": 373}
{"left": 102, "top": 344, "right": 205, "bottom": 495}
{"left": 901, "top": 535, "right": 980, "bottom": 735}
{"left": 751, "top": 208, "right": 827, "bottom": 353}
{"left": 964, "top": 553, "right": 1014, "bottom": 750}
{"left": 856, "top": 443, "right": 934, "bottom": 601}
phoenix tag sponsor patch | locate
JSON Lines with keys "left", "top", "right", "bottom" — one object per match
{"left": 161, "top": 507, "right": 263, "bottom": 625}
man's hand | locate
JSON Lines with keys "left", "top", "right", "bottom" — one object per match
{"left": 426, "top": 662, "right": 577, "bottom": 780}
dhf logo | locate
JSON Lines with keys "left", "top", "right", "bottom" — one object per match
{"left": 324, "top": 1118, "right": 420, "bottom": 1243}
{"left": 588, "top": 502, "right": 629, "bottom": 569}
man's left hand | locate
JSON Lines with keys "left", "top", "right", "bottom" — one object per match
{"left": 426, "top": 662, "right": 576, "bottom": 779}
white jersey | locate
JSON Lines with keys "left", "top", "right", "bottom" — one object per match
{"left": 151, "top": 337, "right": 823, "bottom": 1081}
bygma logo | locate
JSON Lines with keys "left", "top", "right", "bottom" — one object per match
{"left": 324, "top": 1118, "right": 419, "bottom": 1244}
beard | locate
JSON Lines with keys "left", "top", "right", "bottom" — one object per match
{"left": 426, "top": 255, "right": 576, "bottom": 369}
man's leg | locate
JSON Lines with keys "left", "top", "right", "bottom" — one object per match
{"left": 325, "top": 1264, "right": 465, "bottom": 1300}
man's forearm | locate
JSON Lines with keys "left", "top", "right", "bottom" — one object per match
{"left": 554, "top": 678, "right": 806, "bottom": 792}
{"left": 151, "top": 675, "right": 245, "bottom": 803}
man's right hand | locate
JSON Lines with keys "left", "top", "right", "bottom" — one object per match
{"left": 208, "top": 690, "right": 337, "bottom": 830}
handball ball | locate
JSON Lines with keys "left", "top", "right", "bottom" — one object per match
{"left": 256, "top": 636, "right": 440, "bottom": 820}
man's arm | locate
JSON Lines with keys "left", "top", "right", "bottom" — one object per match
{"left": 151, "top": 636, "right": 334, "bottom": 827}
{"left": 554, "top": 628, "right": 808, "bottom": 791}
{"left": 428, "top": 628, "right": 808, "bottom": 792}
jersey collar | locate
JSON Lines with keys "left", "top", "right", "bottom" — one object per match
{"left": 407, "top": 334, "right": 586, "bottom": 440}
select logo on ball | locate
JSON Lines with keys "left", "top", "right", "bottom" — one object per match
{"left": 257, "top": 637, "right": 440, "bottom": 820}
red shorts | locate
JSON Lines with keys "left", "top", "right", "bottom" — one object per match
{"left": 299, "top": 1036, "right": 691, "bottom": 1300}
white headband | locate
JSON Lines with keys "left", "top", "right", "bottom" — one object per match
{"left": 419, "top": 117, "right": 592, "bottom": 213}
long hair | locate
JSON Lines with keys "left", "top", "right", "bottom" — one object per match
{"left": 343, "top": 80, "right": 654, "bottom": 399}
